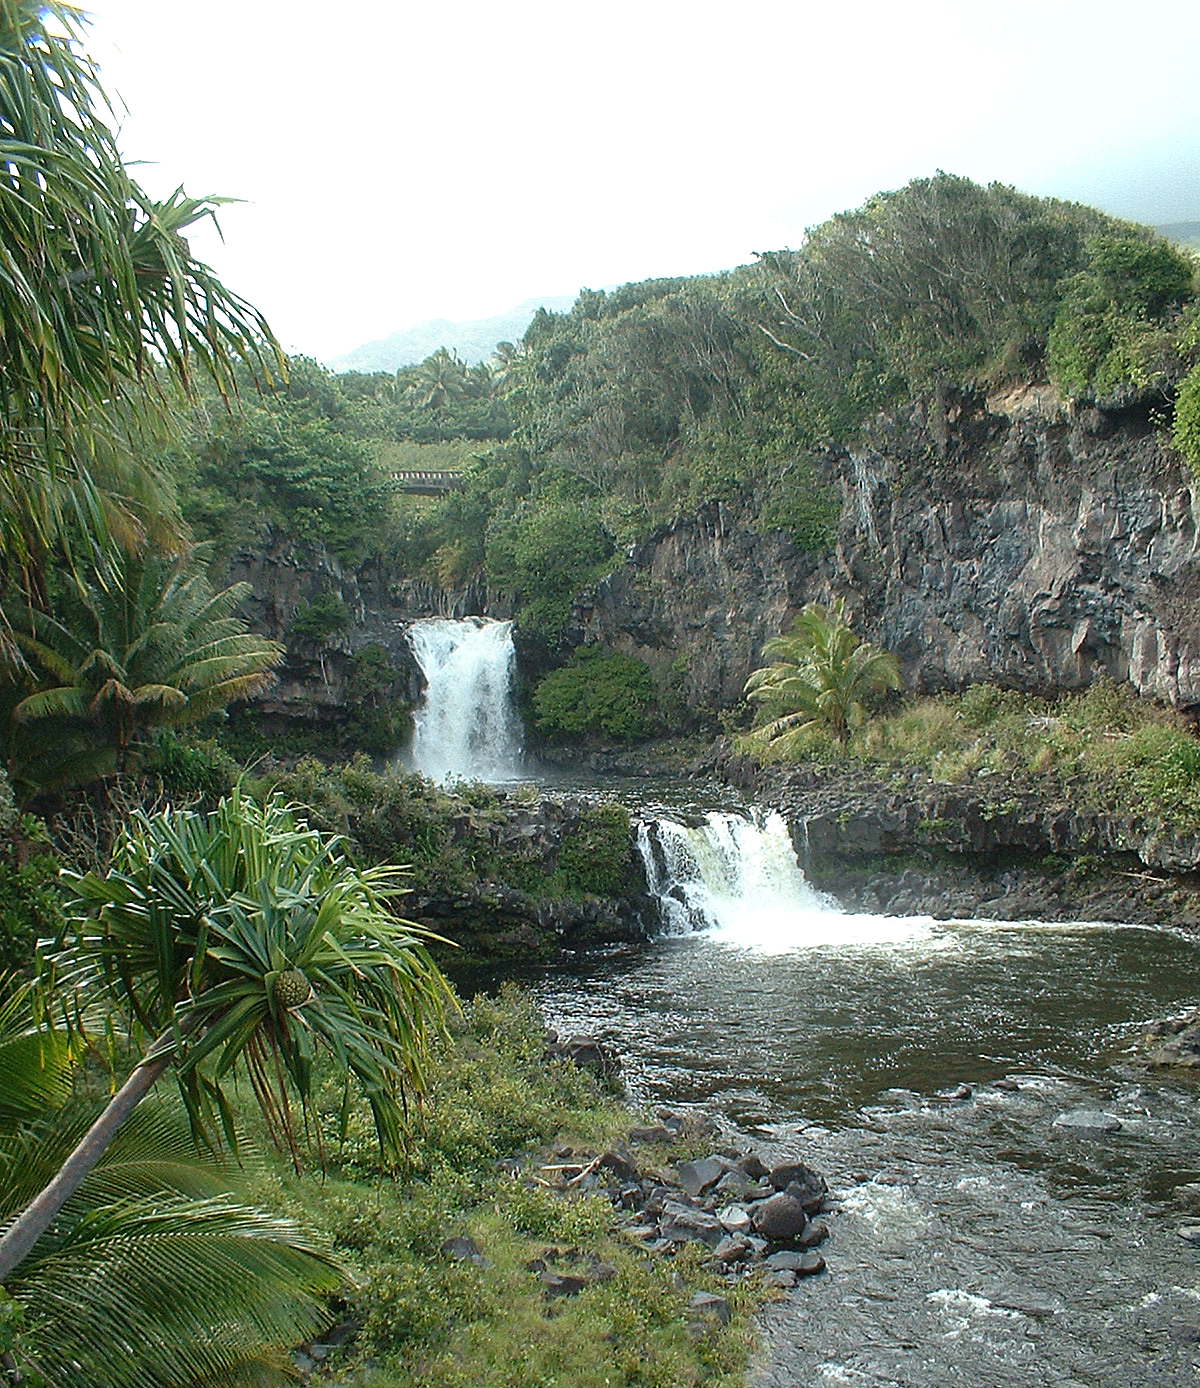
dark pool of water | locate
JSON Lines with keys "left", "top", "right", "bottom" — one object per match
{"left": 531, "top": 917, "right": 1200, "bottom": 1387}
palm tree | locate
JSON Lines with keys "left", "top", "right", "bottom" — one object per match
{"left": 0, "top": 790, "right": 455, "bottom": 1285}
{"left": 0, "top": 979, "right": 344, "bottom": 1387}
{"left": 5, "top": 542, "right": 283, "bottom": 797}
{"left": 0, "top": 3, "right": 282, "bottom": 622}
{"left": 744, "top": 600, "right": 901, "bottom": 754}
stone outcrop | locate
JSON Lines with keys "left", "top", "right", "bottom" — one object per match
{"left": 574, "top": 387, "right": 1200, "bottom": 715}
{"left": 224, "top": 387, "right": 1200, "bottom": 743}
{"left": 714, "top": 747, "right": 1200, "bottom": 925}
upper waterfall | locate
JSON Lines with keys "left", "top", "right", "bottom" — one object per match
{"left": 406, "top": 617, "right": 525, "bottom": 783}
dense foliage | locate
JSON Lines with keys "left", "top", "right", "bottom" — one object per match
{"left": 745, "top": 601, "right": 902, "bottom": 752}
{"left": 532, "top": 646, "right": 657, "bottom": 741}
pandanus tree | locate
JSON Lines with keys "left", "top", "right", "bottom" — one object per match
{"left": 0, "top": 790, "right": 456, "bottom": 1287}
{"left": 0, "top": 979, "right": 344, "bottom": 1387}
{"left": 0, "top": 1, "right": 281, "bottom": 632}
{"left": 744, "top": 600, "right": 902, "bottom": 755}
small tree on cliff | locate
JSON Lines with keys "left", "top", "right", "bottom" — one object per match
{"left": 744, "top": 600, "right": 901, "bottom": 755}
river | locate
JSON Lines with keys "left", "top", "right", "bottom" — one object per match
{"left": 532, "top": 906, "right": 1200, "bottom": 1385}
{"left": 410, "top": 618, "right": 1200, "bottom": 1384}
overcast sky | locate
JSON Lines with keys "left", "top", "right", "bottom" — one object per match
{"left": 81, "top": 0, "right": 1200, "bottom": 363}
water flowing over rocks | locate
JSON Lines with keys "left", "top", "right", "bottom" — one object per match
{"left": 714, "top": 747, "right": 1200, "bottom": 925}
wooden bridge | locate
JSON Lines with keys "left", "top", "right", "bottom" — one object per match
{"left": 390, "top": 469, "right": 464, "bottom": 495}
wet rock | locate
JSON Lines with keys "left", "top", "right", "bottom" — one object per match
{"left": 676, "top": 1156, "right": 725, "bottom": 1197}
{"left": 797, "top": 1251, "right": 826, "bottom": 1277}
{"left": 1141, "top": 1013, "right": 1200, "bottom": 1068}
{"left": 943, "top": 1083, "right": 973, "bottom": 1101}
{"left": 545, "top": 1034, "right": 621, "bottom": 1080}
{"left": 798, "top": 1219, "right": 829, "bottom": 1248}
{"left": 762, "top": 1268, "right": 797, "bottom": 1289}
{"left": 768, "top": 1162, "right": 829, "bottom": 1212}
{"left": 750, "top": 1191, "right": 810, "bottom": 1242}
{"left": 1052, "top": 1109, "right": 1123, "bottom": 1135}
{"left": 1177, "top": 1225, "right": 1200, "bottom": 1245}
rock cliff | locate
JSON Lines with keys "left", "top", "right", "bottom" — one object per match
{"left": 576, "top": 386, "right": 1200, "bottom": 714}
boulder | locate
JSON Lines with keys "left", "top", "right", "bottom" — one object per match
{"left": 750, "top": 1191, "right": 810, "bottom": 1242}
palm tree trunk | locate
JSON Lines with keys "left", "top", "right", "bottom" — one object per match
{"left": 0, "top": 1026, "right": 181, "bottom": 1281}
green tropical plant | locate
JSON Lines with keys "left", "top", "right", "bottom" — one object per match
{"left": 744, "top": 600, "right": 902, "bottom": 753}
{"left": 0, "top": 979, "right": 343, "bottom": 1387}
{"left": 0, "top": 790, "right": 455, "bottom": 1284}
{"left": 0, "top": 1, "right": 280, "bottom": 634}
{"left": 4, "top": 542, "right": 283, "bottom": 797}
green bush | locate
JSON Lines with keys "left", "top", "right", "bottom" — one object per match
{"left": 1173, "top": 361, "right": 1200, "bottom": 476}
{"left": 532, "top": 647, "right": 656, "bottom": 742}
{"left": 289, "top": 591, "right": 351, "bottom": 645}
{"left": 556, "top": 803, "right": 633, "bottom": 897}
{"left": 0, "top": 827, "right": 62, "bottom": 976}
{"left": 1048, "top": 233, "right": 1195, "bottom": 400}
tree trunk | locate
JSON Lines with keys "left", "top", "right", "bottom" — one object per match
{"left": 0, "top": 1025, "right": 182, "bottom": 1282}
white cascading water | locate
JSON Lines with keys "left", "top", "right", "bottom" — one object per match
{"left": 406, "top": 617, "right": 525, "bottom": 783}
{"left": 637, "top": 809, "right": 943, "bottom": 952}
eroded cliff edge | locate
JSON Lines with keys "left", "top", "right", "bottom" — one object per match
{"left": 573, "top": 386, "right": 1200, "bottom": 716}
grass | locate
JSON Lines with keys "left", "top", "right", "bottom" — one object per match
{"left": 239, "top": 985, "right": 757, "bottom": 1388}
{"left": 738, "top": 679, "right": 1200, "bottom": 833}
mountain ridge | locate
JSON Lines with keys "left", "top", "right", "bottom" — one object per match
{"left": 327, "top": 294, "right": 579, "bottom": 373}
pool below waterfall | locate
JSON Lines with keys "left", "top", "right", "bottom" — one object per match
{"left": 530, "top": 901, "right": 1200, "bottom": 1386}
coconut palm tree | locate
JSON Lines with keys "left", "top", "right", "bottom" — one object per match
{"left": 0, "top": 791, "right": 454, "bottom": 1284}
{"left": 744, "top": 600, "right": 902, "bottom": 754}
{"left": 0, "top": 978, "right": 344, "bottom": 1387}
{"left": 4, "top": 542, "right": 283, "bottom": 797}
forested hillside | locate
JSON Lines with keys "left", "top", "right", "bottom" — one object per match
{"left": 173, "top": 175, "right": 1200, "bottom": 644}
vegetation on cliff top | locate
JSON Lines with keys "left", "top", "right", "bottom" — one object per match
{"left": 740, "top": 678, "right": 1200, "bottom": 837}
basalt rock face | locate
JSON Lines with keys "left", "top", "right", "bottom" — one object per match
{"left": 715, "top": 747, "right": 1200, "bottom": 926}
{"left": 226, "top": 538, "right": 510, "bottom": 727}
{"left": 575, "top": 387, "right": 1200, "bottom": 714}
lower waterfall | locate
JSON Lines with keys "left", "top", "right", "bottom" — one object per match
{"left": 636, "top": 809, "right": 941, "bottom": 951}
{"left": 406, "top": 617, "right": 524, "bottom": 783}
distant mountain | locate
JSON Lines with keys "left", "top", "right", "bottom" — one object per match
{"left": 1159, "top": 221, "right": 1200, "bottom": 250}
{"left": 328, "top": 295, "right": 580, "bottom": 374}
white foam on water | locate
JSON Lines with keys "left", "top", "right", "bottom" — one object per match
{"left": 637, "top": 809, "right": 951, "bottom": 954}
{"left": 406, "top": 617, "right": 524, "bottom": 783}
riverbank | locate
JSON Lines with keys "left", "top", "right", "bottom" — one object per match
{"left": 256, "top": 986, "right": 780, "bottom": 1388}
{"left": 713, "top": 746, "right": 1200, "bottom": 927}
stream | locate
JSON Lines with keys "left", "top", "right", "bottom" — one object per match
{"left": 409, "top": 617, "right": 1200, "bottom": 1384}
{"left": 532, "top": 898, "right": 1200, "bottom": 1385}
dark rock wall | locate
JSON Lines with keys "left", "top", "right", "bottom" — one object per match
{"left": 227, "top": 386, "right": 1200, "bottom": 732}
{"left": 578, "top": 387, "right": 1200, "bottom": 713}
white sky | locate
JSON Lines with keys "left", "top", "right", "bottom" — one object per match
{"left": 81, "top": 0, "right": 1200, "bottom": 363}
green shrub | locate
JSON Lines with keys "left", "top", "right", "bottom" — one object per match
{"left": 0, "top": 825, "right": 62, "bottom": 976}
{"left": 289, "top": 591, "right": 350, "bottom": 645}
{"left": 1173, "top": 361, "right": 1200, "bottom": 476}
{"left": 1048, "top": 233, "right": 1195, "bottom": 400}
{"left": 556, "top": 803, "right": 633, "bottom": 897}
{"left": 532, "top": 647, "right": 656, "bottom": 742}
